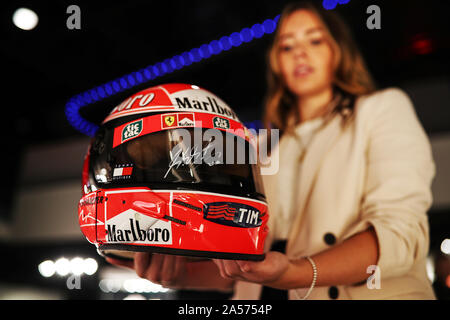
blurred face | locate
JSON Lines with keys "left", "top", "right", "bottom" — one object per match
{"left": 277, "top": 10, "right": 336, "bottom": 98}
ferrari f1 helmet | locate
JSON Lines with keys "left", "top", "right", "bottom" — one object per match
{"left": 78, "top": 83, "right": 268, "bottom": 261}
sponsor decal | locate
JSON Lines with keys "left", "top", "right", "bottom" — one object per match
{"left": 112, "top": 164, "right": 133, "bottom": 179}
{"left": 79, "top": 195, "right": 107, "bottom": 207}
{"left": 121, "top": 119, "right": 143, "bottom": 143}
{"left": 103, "top": 87, "right": 176, "bottom": 123}
{"left": 213, "top": 116, "right": 230, "bottom": 130}
{"left": 79, "top": 194, "right": 106, "bottom": 227}
{"left": 162, "top": 115, "right": 176, "bottom": 128}
{"left": 105, "top": 209, "right": 172, "bottom": 244}
{"left": 112, "top": 93, "right": 155, "bottom": 115}
{"left": 203, "top": 202, "right": 262, "bottom": 228}
{"left": 106, "top": 218, "right": 171, "bottom": 243}
{"left": 79, "top": 209, "right": 104, "bottom": 227}
{"left": 113, "top": 111, "right": 251, "bottom": 149}
{"left": 175, "top": 96, "right": 237, "bottom": 120}
{"left": 177, "top": 113, "right": 194, "bottom": 127}
{"left": 161, "top": 113, "right": 195, "bottom": 129}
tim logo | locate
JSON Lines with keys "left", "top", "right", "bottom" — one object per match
{"left": 204, "top": 202, "right": 262, "bottom": 228}
{"left": 122, "top": 119, "right": 143, "bottom": 143}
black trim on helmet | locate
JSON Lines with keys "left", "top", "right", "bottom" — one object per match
{"left": 98, "top": 244, "right": 266, "bottom": 261}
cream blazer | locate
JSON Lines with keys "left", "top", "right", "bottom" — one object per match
{"left": 233, "top": 88, "right": 436, "bottom": 300}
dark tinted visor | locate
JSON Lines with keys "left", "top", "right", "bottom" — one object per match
{"left": 88, "top": 116, "right": 265, "bottom": 200}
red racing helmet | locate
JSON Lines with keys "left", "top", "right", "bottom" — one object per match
{"left": 78, "top": 83, "right": 268, "bottom": 261}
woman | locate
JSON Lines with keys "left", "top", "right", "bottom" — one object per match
{"left": 107, "top": 1, "right": 436, "bottom": 299}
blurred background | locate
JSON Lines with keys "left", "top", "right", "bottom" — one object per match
{"left": 0, "top": 0, "right": 449, "bottom": 300}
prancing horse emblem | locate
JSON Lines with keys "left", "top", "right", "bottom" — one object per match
{"left": 164, "top": 115, "right": 175, "bottom": 127}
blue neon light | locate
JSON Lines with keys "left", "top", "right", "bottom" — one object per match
{"left": 66, "top": 0, "right": 349, "bottom": 136}
{"left": 322, "top": 0, "right": 351, "bottom": 10}
{"left": 65, "top": 15, "right": 281, "bottom": 136}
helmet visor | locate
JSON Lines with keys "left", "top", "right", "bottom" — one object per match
{"left": 88, "top": 117, "right": 265, "bottom": 200}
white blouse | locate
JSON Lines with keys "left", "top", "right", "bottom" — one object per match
{"left": 275, "top": 117, "right": 325, "bottom": 240}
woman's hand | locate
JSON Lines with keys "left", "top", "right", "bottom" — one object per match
{"left": 106, "top": 252, "right": 187, "bottom": 288}
{"left": 212, "top": 251, "right": 290, "bottom": 286}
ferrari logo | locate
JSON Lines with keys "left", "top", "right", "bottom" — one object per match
{"left": 164, "top": 115, "right": 176, "bottom": 127}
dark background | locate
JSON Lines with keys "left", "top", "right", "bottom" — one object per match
{"left": 0, "top": 0, "right": 449, "bottom": 300}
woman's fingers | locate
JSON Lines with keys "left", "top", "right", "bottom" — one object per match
{"left": 160, "top": 254, "right": 177, "bottom": 283}
{"left": 174, "top": 256, "right": 186, "bottom": 278}
{"left": 146, "top": 253, "right": 165, "bottom": 283}
{"left": 134, "top": 252, "right": 151, "bottom": 278}
{"left": 236, "top": 260, "right": 253, "bottom": 272}
{"left": 224, "top": 260, "right": 246, "bottom": 278}
{"left": 213, "top": 259, "right": 246, "bottom": 280}
{"left": 212, "top": 259, "right": 226, "bottom": 278}
{"left": 105, "top": 257, "right": 134, "bottom": 270}
{"left": 107, "top": 252, "right": 188, "bottom": 287}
